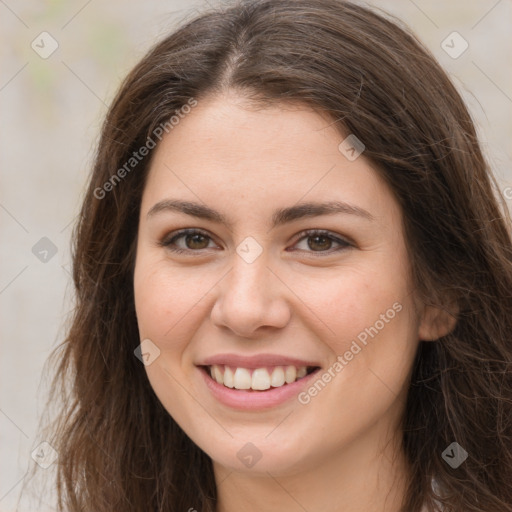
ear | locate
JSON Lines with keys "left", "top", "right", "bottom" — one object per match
{"left": 418, "top": 302, "right": 458, "bottom": 341}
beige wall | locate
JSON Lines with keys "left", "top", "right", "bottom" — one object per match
{"left": 1, "top": 1, "right": 510, "bottom": 510}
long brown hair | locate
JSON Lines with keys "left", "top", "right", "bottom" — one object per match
{"left": 44, "top": 1, "right": 512, "bottom": 510}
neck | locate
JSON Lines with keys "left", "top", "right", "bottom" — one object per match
{"left": 214, "top": 422, "right": 409, "bottom": 512}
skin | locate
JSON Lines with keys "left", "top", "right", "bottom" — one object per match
{"left": 133, "top": 91, "right": 455, "bottom": 512}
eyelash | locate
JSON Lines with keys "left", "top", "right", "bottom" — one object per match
{"left": 159, "top": 228, "right": 352, "bottom": 256}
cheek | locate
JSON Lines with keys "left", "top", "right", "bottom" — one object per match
{"left": 299, "top": 263, "right": 410, "bottom": 345}
{"left": 134, "top": 257, "right": 211, "bottom": 343}
{"left": 298, "top": 254, "right": 419, "bottom": 399}
{"left": 292, "top": 269, "right": 418, "bottom": 452}
{"left": 133, "top": 257, "right": 213, "bottom": 429}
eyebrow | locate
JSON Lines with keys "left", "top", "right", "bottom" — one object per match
{"left": 147, "top": 199, "right": 374, "bottom": 229}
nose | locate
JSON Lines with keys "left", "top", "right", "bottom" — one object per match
{"left": 210, "top": 252, "right": 291, "bottom": 338}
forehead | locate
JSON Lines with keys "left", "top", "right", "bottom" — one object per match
{"left": 141, "top": 94, "right": 399, "bottom": 226}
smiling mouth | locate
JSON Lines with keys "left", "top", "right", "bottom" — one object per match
{"left": 201, "top": 364, "right": 320, "bottom": 391}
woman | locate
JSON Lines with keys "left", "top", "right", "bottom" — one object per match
{"left": 47, "top": 0, "right": 512, "bottom": 510}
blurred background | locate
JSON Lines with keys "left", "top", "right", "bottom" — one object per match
{"left": 1, "top": 0, "right": 511, "bottom": 510}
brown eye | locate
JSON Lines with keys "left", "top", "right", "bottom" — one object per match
{"left": 161, "top": 229, "right": 217, "bottom": 254}
{"left": 291, "top": 230, "right": 351, "bottom": 255}
{"left": 184, "top": 233, "right": 210, "bottom": 250}
{"left": 307, "top": 234, "right": 333, "bottom": 251}
{"left": 160, "top": 228, "right": 350, "bottom": 256}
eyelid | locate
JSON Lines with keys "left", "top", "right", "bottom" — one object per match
{"left": 290, "top": 229, "right": 353, "bottom": 249}
{"left": 159, "top": 228, "right": 220, "bottom": 251}
{"left": 159, "top": 228, "right": 353, "bottom": 255}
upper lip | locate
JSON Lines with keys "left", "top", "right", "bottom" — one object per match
{"left": 197, "top": 353, "right": 321, "bottom": 369}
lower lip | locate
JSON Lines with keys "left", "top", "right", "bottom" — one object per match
{"left": 198, "top": 367, "right": 321, "bottom": 410}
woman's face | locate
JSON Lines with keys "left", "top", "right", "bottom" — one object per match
{"left": 133, "top": 92, "right": 435, "bottom": 476}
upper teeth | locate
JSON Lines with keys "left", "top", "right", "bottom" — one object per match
{"left": 209, "top": 365, "right": 308, "bottom": 390}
